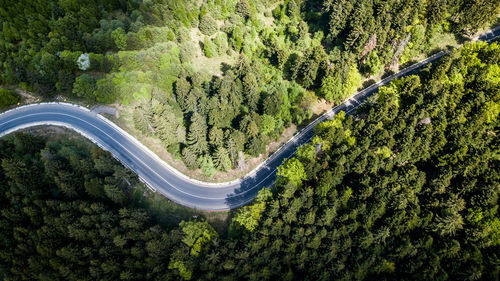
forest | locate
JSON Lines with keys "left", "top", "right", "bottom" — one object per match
{"left": 1, "top": 0, "right": 498, "bottom": 177}
{"left": 1, "top": 40, "right": 499, "bottom": 280}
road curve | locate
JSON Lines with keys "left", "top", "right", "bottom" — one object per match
{"left": 0, "top": 28, "right": 498, "bottom": 211}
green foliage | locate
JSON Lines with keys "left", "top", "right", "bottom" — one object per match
{"left": 0, "top": 89, "right": 20, "bottom": 108}
{"left": 235, "top": 0, "right": 251, "bottom": 19}
{"left": 168, "top": 259, "right": 193, "bottom": 280}
{"left": 213, "top": 147, "right": 232, "bottom": 171}
{"left": 72, "top": 74, "right": 97, "bottom": 100}
{"left": 198, "top": 155, "right": 217, "bottom": 177}
{"left": 179, "top": 220, "right": 218, "bottom": 256}
{"left": 320, "top": 72, "right": 342, "bottom": 103}
{"left": 0, "top": 134, "right": 183, "bottom": 280}
{"left": 187, "top": 112, "right": 208, "bottom": 155}
{"left": 213, "top": 33, "right": 229, "bottom": 55}
{"left": 199, "top": 14, "right": 218, "bottom": 36}
{"left": 231, "top": 188, "right": 272, "bottom": 232}
{"left": 1, "top": 0, "right": 500, "bottom": 278}
{"left": 111, "top": 27, "right": 127, "bottom": 51}
{"left": 364, "top": 51, "right": 383, "bottom": 75}
{"left": 260, "top": 114, "right": 276, "bottom": 135}
{"left": 277, "top": 158, "right": 306, "bottom": 186}
{"left": 203, "top": 37, "right": 218, "bottom": 58}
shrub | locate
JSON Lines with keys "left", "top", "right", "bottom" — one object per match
{"left": 73, "top": 74, "right": 97, "bottom": 101}
{"left": 203, "top": 38, "right": 217, "bottom": 58}
{"left": 199, "top": 14, "right": 217, "bottom": 36}
{"left": 236, "top": 0, "right": 251, "bottom": 19}
{"left": 0, "top": 89, "right": 20, "bottom": 108}
{"left": 213, "top": 33, "right": 229, "bottom": 55}
{"left": 180, "top": 41, "right": 197, "bottom": 63}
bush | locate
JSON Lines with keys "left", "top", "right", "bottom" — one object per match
{"left": 199, "top": 14, "right": 217, "bottom": 36}
{"left": 213, "top": 33, "right": 228, "bottom": 55}
{"left": 73, "top": 74, "right": 97, "bottom": 101}
{"left": 180, "top": 41, "right": 197, "bottom": 63}
{"left": 0, "top": 89, "right": 20, "bottom": 108}
{"left": 236, "top": 0, "right": 251, "bottom": 19}
{"left": 203, "top": 38, "right": 218, "bottom": 58}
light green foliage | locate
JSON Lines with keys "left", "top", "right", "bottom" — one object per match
{"left": 111, "top": 27, "right": 127, "bottom": 51}
{"left": 343, "top": 65, "right": 362, "bottom": 96}
{"left": 320, "top": 72, "right": 342, "bottom": 103}
{"left": 277, "top": 158, "right": 306, "bottom": 186}
{"left": 187, "top": 112, "right": 208, "bottom": 155}
{"left": 213, "top": 33, "right": 229, "bottom": 55}
{"left": 378, "top": 79, "right": 402, "bottom": 108}
{"left": 179, "top": 220, "right": 218, "bottom": 256}
{"left": 180, "top": 41, "right": 197, "bottom": 63}
{"left": 169, "top": 259, "right": 193, "bottom": 280}
{"left": 482, "top": 101, "right": 499, "bottom": 124}
{"left": 485, "top": 63, "right": 500, "bottom": 85}
{"left": 365, "top": 51, "right": 383, "bottom": 75}
{"left": 230, "top": 25, "right": 244, "bottom": 52}
{"left": 213, "top": 147, "right": 232, "bottom": 171}
{"left": 376, "top": 146, "right": 392, "bottom": 159}
{"left": 0, "top": 89, "right": 20, "bottom": 108}
{"left": 320, "top": 65, "right": 361, "bottom": 104}
{"left": 296, "top": 144, "right": 316, "bottom": 163}
{"left": 469, "top": 209, "right": 500, "bottom": 246}
{"left": 198, "top": 155, "right": 217, "bottom": 177}
{"left": 260, "top": 114, "right": 276, "bottom": 135}
{"left": 203, "top": 37, "right": 217, "bottom": 58}
{"left": 400, "top": 24, "right": 426, "bottom": 65}
{"left": 232, "top": 188, "right": 272, "bottom": 232}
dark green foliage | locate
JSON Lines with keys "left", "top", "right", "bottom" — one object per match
{"left": 199, "top": 41, "right": 499, "bottom": 280}
{"left": 235, "top": 0, "right": 251, "bottom": 19}
{"left": 0, "top": 89, "right": 20, "bottom": 108}
{"left": 4, "top": 0, "right": 495, "bottom": 175}
{"left": 1, "top": 43, "right": 499, "bottom": 281}
{"left": 0, "top": 134, "right": 173, "bottom": 280}
{"left": 72, "top": 74, "right": 97, "bottom": 100}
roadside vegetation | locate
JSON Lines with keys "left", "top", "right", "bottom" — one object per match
{"left": 0, "top": 89, "right": 20, "bottom": 108}
{"left": 1, "top": 0, "right": 498, "bottom": 179}
{"left": 0, "top": 40, "right": 498, "bottom": 280}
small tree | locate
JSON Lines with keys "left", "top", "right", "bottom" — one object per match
{"left": 277, "top": 158, "right": 306, "bottom": 186}
{"left": 235, "top": 0, "right": 251, "bottom": 19}
{"left": 199, "top": 14, "right": 217, "bottom": 36}
{"left": 180, "top": 220, "right": 218, "bottom": 256}
{"left": 203, "top": 37, "right": 217, "bottom": 58}
{"left": 111, "top": 27, "right": 127, "bottom": 50}
{"left": 260, "top": 114, "right": 276, "bottom": 135}
{"left": 198, "top": 155, "right": 216, "bottom": 177}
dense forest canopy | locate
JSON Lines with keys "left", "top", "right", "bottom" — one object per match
{"left": 1, "top": 0, "right": 498, "bottom": 178}
{"left": 1, "top": 40, "right": 499, "bottom": 280}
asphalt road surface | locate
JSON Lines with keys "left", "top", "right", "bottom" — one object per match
{"left": 0, "top": 27, "right": 498, "bottom": 211}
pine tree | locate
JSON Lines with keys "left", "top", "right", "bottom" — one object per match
{"left": 187, "top": 112, "right": 208, "bottom": 155}
{"left": 213, "top": 147, "right": 232, "bottom": 171}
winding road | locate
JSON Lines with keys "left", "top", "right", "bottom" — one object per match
{"left": 0, "top": 28, "right": 498, "bottom": 211}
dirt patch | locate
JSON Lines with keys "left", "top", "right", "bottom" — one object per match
{"left": 15, "top": 88, "right": 38, "bottom": 104}
{"left": 311, "top": 98, "right": 334, "bottom": 115}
